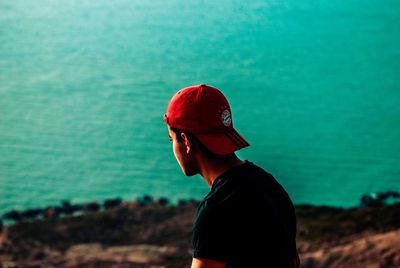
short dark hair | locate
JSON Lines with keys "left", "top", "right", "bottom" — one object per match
{"left": 170, "top": 127, "right": 219, "bottom": 158}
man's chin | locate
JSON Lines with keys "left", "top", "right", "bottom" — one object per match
{"left": 182, "top": 169, "right": 197, "bottom": 177}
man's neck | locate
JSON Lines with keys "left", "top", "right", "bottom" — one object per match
{"left": 198, "top": 154, "right": 246, "bottom": 188}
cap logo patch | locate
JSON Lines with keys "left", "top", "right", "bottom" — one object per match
{"left": 221, "top": 109, "right": 232, "bottom": 127}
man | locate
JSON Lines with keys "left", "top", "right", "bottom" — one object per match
{"left": 163, "top": 84, "right": 300, "bottom": 268}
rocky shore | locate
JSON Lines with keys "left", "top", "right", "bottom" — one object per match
{"left": 0, "top": 199, "right": 399, "bottom": 268}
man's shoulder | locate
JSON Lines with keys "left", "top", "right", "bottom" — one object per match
{"left": 242, "top": 161, "right": 275, "bottom": 178}
{"left": 198, "top": 162, "right": 273, "bottom": 208}
{"left": 225, "top": 161, "right": 279, "bottom": 189}
{"left": 218, "top": 161, "right": 275, "bottom": 182}
{"left": 221, "top": 161, "right": 294, "bottom": 210}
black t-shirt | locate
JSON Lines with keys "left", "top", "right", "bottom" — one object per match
{"left": 192, "top": 161, "right": 297, "bottom": 268}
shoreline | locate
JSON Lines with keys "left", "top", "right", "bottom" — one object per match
{"left": 0, "top": 200, "right": 399, "bottom": 267}
{"left": 2, "top": 190, "right": 398, "bottom": 227}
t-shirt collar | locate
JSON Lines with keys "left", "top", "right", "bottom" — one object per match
{"left": 211, "top": 160, "right": 252, "bottom": 190}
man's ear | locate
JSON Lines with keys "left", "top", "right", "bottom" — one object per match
{"left": 181, "top": 132, "right": 192, "bottom": 154}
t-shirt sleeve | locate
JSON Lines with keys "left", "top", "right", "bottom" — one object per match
{"left": 192, "top": 203, "right": 231, "bottom": 262}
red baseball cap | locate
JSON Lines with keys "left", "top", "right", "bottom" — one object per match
{"left": 163, "top": 84, "right": 250, "bottom": 155}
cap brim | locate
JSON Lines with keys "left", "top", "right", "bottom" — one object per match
{"left": 195, "top": 128, "right": 250, "bottom": 155}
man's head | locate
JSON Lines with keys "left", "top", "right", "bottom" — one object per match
{"left": 164, "top": 84, "right": 250, "bottom": 175}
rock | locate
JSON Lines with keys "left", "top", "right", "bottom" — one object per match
{"left": 64, "top": 243, "right": 179, "bottom": 265}
{"left": 155, "top": 197, "right": 169, "bottom": 206}
{"left": 21, "top": 209, "right": 43, "bottom": 220}
{"left": 58, "top": 203, "right": 84, "bottom": 216}
{"left": 103, "top": 198, "right": 122, "bottom": 210}
{"left": 3, "top": 210, "right": 22, "bottom": 223}
{"left": 137, "top": 195, "right": 153, "bottom": 206}
{"left": 30, "top": 249, "right": 46, "bottom": 261}
{"left": 300, "top": 230, "right": 400, "bottom": 268}
{"left": 43, "top": 207, "right": 61, "bottom": 219}
{"left": 83, "top": 202, "right": 100, "bottom": 213}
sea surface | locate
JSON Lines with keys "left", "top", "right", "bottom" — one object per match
{"left": 1, "top": 0, "right": 399, "bottom": 216}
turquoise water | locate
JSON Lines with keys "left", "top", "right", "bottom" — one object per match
{"left": 1, "top": 0, "right": 399, "bottom": 216}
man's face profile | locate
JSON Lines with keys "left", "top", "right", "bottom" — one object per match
{"left": 167, "top": 126, "right": 197, "bottom": 176}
